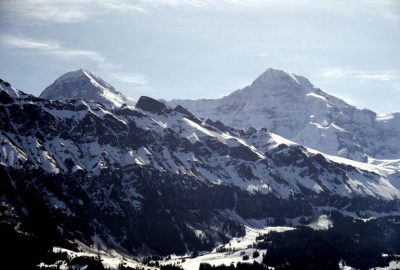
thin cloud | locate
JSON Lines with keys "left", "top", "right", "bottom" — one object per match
{"left": 354, "top": 73, "right": 393, "bottom": 81}
{"left": 0, "top": 0, "right": 198, "bottom": 23}
{"left": 0, "top": 35, "right": 105, "bottom": 62}
{"left": 319, "top": 68, "right": 395, "bottom": 82}
{"left": 2, "top": 35, "right": 59, "bottom": 50}
{"left": 0, "top": 0, "right": 91, "bottom": 23}
{"left": 0, "top": 34, "right": 148, "bottom": 87}
{"left": 1, "top": 0, "right": 398, "bottom": 23}
{"left": 320, "top": 68, "right": 347, "bottom": 79}
{"left": 111, "top": 72, "right": 148, "bottom": 85}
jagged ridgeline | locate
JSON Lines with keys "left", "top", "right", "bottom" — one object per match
{"left": 1, "top": 71, "right": 400, "bottom": 269}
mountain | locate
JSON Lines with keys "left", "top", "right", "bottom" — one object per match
{"left": 2, "top": 76, "right": 400, "bottom": 265}
{"left": 40, "top": 69, "right": 135, "bottom": 108}
{"left": 168, "top": 68, "right": 400, "bottom": 162}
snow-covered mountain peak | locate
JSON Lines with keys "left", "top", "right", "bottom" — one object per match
{"left": 57, "top": 68, "right": 90, "bottom": 80}
{"left": 49, "top": 69, "right": 112, "bottom": 91}
{"left": 251, "top": 68, "right": 314, "bottom": 93}
{"left": 168, "top": 68, "right": 400, "bottom": 161}
{"left": 40, "top": 69, "right": 134, "bottom": 108}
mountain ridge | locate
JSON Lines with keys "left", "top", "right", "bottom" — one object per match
{"left": 168, "top": 68, "right": 400, "bottom": 161}
{"left": 2, "top": 78, "right": 400, "bottom": 200}
{"left": 1, "top": 76, "right": 400, "bottom": 269}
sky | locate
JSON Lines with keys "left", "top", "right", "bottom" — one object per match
{"left": 0, "top": 0, "right": 399, "bottom": 113}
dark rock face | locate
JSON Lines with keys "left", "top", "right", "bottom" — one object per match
{"left": 0, "top": 90, "right": 13, "bottom": 104}
{"left": 1, "top": 165, "right": 245, "bottom": 256}
{"left": 174, "top": 105, "right": 194, "bottom": 117}
{"left": 136, "top": 96, "right": 173, "bottom": 115}
{"left": 229, "top": 145, "right": 259, "bottom": 162}
{"left": 174, "top": 105, "right": 203, "bottom": 124}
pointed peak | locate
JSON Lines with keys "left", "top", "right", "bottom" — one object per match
{"left": 261, "top": 68, "right": 289, "bottom": 76}
{"left": 256, "top": 68, "right": 296, "bottom": 79}
{"left": 77, "top": 68, "right": 102, "bottom": 80}
{"left": 40, "top": 69, "right": 133, "bottom": 108}
{"left": 252, "top": 68, "right": 314, "bottom": 91}
{"left": 53, "top": 69, "right": 110, "bottom": 87}
{"left": 56, "top": 69, "right": 90, "bottom": 80}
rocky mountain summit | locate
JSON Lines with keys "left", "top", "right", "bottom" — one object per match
{"left": 169, "top": 68, "right": 400, "bottom": 162}
{"left": 40, "top": 69, "right": 134, "bottom": 108}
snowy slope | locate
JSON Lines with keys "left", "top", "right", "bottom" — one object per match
{"left": 169, "top": 68, "right": 400, "bottom": 162}
{"left": 2, "top": 80, "right": 400, "bottom": 200}
{"left": 2, "top": 77, "right": 400, "bottom": 259}
{"left": 40, "top": 69, "right": 135, "bottom": 108}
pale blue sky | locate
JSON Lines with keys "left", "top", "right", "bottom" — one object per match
{"left": 0, "top": 0, "right": 399, "bottom": 113}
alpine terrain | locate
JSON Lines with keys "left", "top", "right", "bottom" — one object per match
{"left": 169, "top": 68, "right": 400, "bottom": 162}
{"left": 0, "top": 70, "right": 399, "bottom": 270}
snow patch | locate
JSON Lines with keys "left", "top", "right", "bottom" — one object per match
{"left": 307, "top": 214, "right": 333, "bottom": 230}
